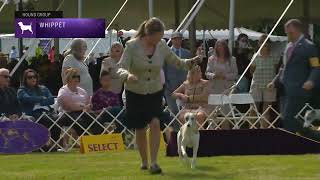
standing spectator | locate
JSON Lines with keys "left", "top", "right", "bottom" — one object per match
{"left": 9, "top": 46, "right": 18, "bottom": 62}
{"left": 48, "top": 46, "right": 55, "bottom": 63}
{"left": 250, "top": 35, "right": 279, "bottom": 128}
{"left": 233, "top": 33, "right": 254, "bottom": 93}
{"left": 0, "top": 68, "right": 21, "bottom": 120}
{"left": 206, "top": 40, "right": 238, "bottom": 94}
{"left": 117, "top": 17, "right": 200, "bottom": 174}
{"left": 269, "top": 19, "right": 320, "bottom": 140}
{"left": 100, "top": 42, "right": 124, "bottom": 105}
{"left": 61, "top": 38, "right": 93, "bottom": 96}
{"left": 205, "top": 40, "right": 238, "bottom": 129}
{"left": 163, "top": 32, "right": 190, "bottom": 115}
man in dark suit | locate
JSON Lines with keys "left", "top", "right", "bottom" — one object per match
{"left": 269, "top": 19, "right": 320, "bottom": 140}
{"left": 163, "top": 32, "right": 191, "bottom": 115}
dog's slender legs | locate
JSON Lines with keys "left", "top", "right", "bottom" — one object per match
{"left": 191, "top": 135, "right": 199, "bottom": 169}
{"left": 149, "top": 118, "right": 160, "bottom": 166}
{"left": 180, "top": 141, "right": 187, "bottom": 159}
{"left": 136, "top": 128, "right": 148, "bottom": 167}
{"left": 177, "top": 131, "right": 182, "bottom": 159}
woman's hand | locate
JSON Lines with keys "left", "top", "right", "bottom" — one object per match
{"left": 179, "top": 94, "right": 189, "bottom": 103}
{"left": 192, "top": 56, "right": 203, "bottom": 64}
{"left": 127, "top": 73, "right": 138, "bottom": 82}
{"left": 83, "top": 104, "right": 92, "bottom": 112}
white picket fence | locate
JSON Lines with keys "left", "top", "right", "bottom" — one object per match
{"left": 0, "top": 94, "right": 318, "bottom": 152}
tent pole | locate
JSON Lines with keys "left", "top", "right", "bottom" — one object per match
{"left": 174, "top": 0, "right": 180, "bottom": 28}
{"left": 17, "top": 0, "right": 24, "bottom": 58}
{"left": 84, "top": 0, "right": 129, "bottom": 62}
{"left": 148, "top": 0, "right": 153, "bottom": 18}
{"left": 228, "top": 0, "right": 235, "bottom": 54}
{"left": 78, "top": 0, "right": 82, "bottom": 18}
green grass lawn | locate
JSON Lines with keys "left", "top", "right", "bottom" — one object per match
{"left": 0, "top": 150, "right": 319, "bottom": 180}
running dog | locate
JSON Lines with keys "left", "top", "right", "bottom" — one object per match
{"left": 17, "top": 22, "right": 33, "bottom": 34}
{"left": 303, "top": 109, "right": 320, "bottom": 127}
{"left": 177, "top": 112, "right": 200, "bottom": 169}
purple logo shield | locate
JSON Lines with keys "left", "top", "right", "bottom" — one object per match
{"left": 15, "top": 18, "right": 37, "bottom": 38}
{"left": 0, "top": 120, "right": 49, "bottom": 154}
{"left": 15, "top": 18, "right": 105, "bottom": 38}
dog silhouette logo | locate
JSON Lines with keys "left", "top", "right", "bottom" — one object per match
{"left": 17, "top": 21, "right": 33, "bottom": 34}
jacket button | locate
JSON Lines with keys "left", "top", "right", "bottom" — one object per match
{"left": 148, "top": 69, "right": 151, "bottom": 72}
{"left": 147, "top": 78, "right": 150, "bottom": 81}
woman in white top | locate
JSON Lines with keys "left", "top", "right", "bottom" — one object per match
{"left": 57, "top": 68, "right": 98, "bottom": 136}
{"left": 62, "top": 38, "right": 93, "bottom": 96}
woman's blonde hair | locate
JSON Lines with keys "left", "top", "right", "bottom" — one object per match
{"left": 186, "top": 65, "right": 201, "bottom": 83}
{"left": 134, "top": 17, "right": 165, "bottom": 38}
{"left": 64, "top": 68, "right": 79, "bottom": 84}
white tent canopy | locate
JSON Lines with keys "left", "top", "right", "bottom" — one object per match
{"left": 119, "top": 27, "right": 287, "bottom": 42}
{"left": 0, "top": 27, "right": 287, "bottom": 55}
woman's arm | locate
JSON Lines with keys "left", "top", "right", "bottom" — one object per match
{"left": 163, "top": 41, "right": 199, "bottom": 70}
{"left": 40, "top": 86, "right": 54, "bottom": 106}
{"left": 17, "top": 88, "right": 43, "bottom": 104}
{"left": 205, "top": 56, "right": 216, "bottom": 80}
{"left": 172, "top": 83, "right": 186, "bottom": 99}
{"left": 59, "top": 96, "right": 85, "bottom": 112}
{"left": 117, "top": 44, "right": 132, "bottom": 82}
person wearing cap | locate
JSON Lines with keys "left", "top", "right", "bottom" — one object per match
{"left": 163, "top": 32, "right": 191, "bottom": 115}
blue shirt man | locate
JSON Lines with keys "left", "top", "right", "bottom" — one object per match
{"left": 163, "top": 32, "right": 190, "bottom": 114}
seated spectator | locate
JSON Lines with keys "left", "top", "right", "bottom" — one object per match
{"left": 17, "top": 69, "right": 54, "bottom": 118}
{"left": 0, "top": 68, "right": 21, "bottom": 120}
{"left": 100, "top": 42, "right": 124, "bottom": 106}
{"left": 91, "top": 71, "right": 124, "bottom": 133}
{"left": 57, "top": 68, "right": 98, "bottom": 136}
{"left": 17, "top": 69, "right": 60, "bottom": 151}
{"left": 172, "top": 65, "right": 209, "bottom": 128}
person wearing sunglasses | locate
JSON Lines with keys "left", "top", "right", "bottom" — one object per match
{"left": 57, "top": 68, "right": 99, "bottom": 136}
{"left": 17, "top": 69, "right": 54, "bottom": 118}
{"left": 0, "top": 68, "right": 22, "bottom": 120}
{"left": 17, "top": 69, "right": 60, "bottom": 151}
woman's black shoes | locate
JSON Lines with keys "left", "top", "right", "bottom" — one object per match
{"left": 149, "top": 164, "right": 162, "bottom": 174}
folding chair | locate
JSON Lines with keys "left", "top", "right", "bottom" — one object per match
{"left": 229, "top": 94, "right": 261, "bottom": 129}
{"left": 206, "top": 94, "right": 237, "bottom": 129}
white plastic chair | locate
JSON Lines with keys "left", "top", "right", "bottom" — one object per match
{"left": 229, "top": 93, "right": 261, "bottom": 129}
{"left": 207, "top": 94, "right": 238, "bottom": 129}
